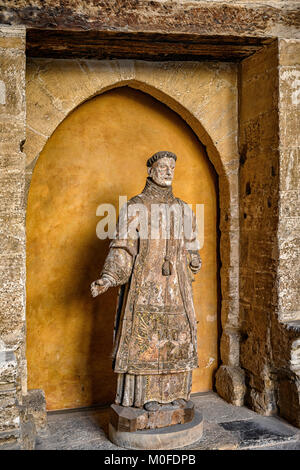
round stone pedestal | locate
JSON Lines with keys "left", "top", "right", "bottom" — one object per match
{"left": 109, "top": 410, "right": 203, "bottom": 450}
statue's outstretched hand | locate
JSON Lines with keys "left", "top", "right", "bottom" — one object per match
{"left": 90, "top": 278, "right": 111, "bottom": 297}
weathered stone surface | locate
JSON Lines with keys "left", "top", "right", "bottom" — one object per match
{"left": 34, "top": 392, "right": 300, "bottom": 450}
{"left": 0, "top": 1, "right": 299, "bottom": 40}
{"left": 109, "top": 410, "right": 203, "bottom": 450}
{"left": 0, "top": 5, "right": 298, "bottom": 444}
{"left": 0, "top": 428, "right": 20, "bottom": 449}
{"left": 25, "top": 58, "right": 238, "bottom": 174}
{"left": 279, "top": 38, "right": 300, "bottom": 66}
{"left": 279, "top": 148, "right": 299, "bottom": 192}
{"left": 110, "top": 401, "right": 194, "bottom": 432}
{"left": 245, "top": 386, "right": 278, "bottom": 416}
{"left": 215, "top": 365, "right": 246, "bottom": 406}
{"left": 291, "top": 338, "right": 300, "bottom": 376}
{"left": 220, "top": 329, "right": 240, "bottom": 367}
{"left": 277, "top": 39, "right": 300, "bottom": 326}
{"left": 0, "top": 24, "right": 33, "bottom": 449}
{"left": 110, "top": 405, "right": 146, "bottom": 433}
{"left": 0, "top": 350, "right": 17, "bottom": 385}
{"left": 278, "top": 377, "right": 300, "bottom": 428}
{"left": 237, "top": 37, "right": 300, "bottom": 427}
{"left": 221, "top": 298, "right": 239, "bottom": 330}
{"left": 23, "top": 389, "right": 47, "bottom": 432}
{"left": 18, "top": 406, "right": 36, "bottom": 450}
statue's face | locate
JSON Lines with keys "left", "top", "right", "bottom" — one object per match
{"left": 148, "top": 157, "right": 175, "bottom": 187}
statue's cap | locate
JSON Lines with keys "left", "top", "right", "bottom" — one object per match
{"left": 146, "top": 151, "right": 177, "bottom": 167}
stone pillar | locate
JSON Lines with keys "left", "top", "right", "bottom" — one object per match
{"left": 277, "top": 39, "right": 300, "bottom": 325}
{"left": 238, "top": 41, "right": 280, "bottom": 416}
{"left": 238, "top": 39, "right": 300, "bottom": 428}
{"left": 216, "top": 167, "right": 246, "bottom": 407}
{"left": 0, "top": 24, "right": 36, "bottom": 449}
{"left": 272, "top": 38, "right": 300, "bottom": 427}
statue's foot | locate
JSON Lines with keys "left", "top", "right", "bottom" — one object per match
{"left": 144, "top": 401, "right": 160, "bottom": 412}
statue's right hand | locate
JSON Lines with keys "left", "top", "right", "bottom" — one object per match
{"left": 90, "top": 278, "right": 111, "bottom": 297}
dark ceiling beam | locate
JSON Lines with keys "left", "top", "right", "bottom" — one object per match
{"left": 25, "top": 29, "right": 275, "bottom": 61}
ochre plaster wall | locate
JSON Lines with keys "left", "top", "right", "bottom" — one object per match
{"left": 26, "top": 87, "right": 219, "bottom": 410}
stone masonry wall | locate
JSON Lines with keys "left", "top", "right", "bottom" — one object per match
{"left": 0, "top": 24, "right": 36, "bottom": 449}
{"left": 239, "top": 40, "right": 300, "bottom": 426}
{"left": 239, "top": 41, "right": 280, "bottom": 416}
{"left": 277, "top": 39, "right": 300, "bottom": 325}
{"left": 0, "top": 14, "right": 298, "bottom": 449}
{"left": 272, "top": 39, "right": 300, "bottom": 427}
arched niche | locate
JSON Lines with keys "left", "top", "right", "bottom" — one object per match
{"left": 26, "top": 86, "right": 220, "bottom": 410}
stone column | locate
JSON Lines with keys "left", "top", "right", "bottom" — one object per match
{"left": 0, "top": 24, "right": 36, "bottom": 449}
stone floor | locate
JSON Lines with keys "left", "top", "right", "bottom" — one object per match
{"left": 35, "top": 392, "right": 300, "bottom": 450}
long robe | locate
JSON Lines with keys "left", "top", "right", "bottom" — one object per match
{"left": 101, "top": 177, "right": 201, "bottom": 406}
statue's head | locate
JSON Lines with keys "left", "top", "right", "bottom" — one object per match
{"left": 147, "top": 151, "right": 177, "bottom": 187}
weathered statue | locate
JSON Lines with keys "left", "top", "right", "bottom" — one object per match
{"left": 91, "top": 151, "right": 202, "bottom": 413}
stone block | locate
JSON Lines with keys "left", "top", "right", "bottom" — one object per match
{"left": 247, "top": 235, "right": 277, "bottom": 272}
{"left": 0, "top": 253, "right": 25, "bottom": 290}
{"left": 219, "top": 230, "right": 239, "bottom": 269}
{"left": 279, "top": 66, "right": 300, "bottom": 110}
{"left": 245, "top": 385, "right": 277, "bottom": 416}
{"left": 240, "top": 334, "right": 269, "bottom": 377}
{"left": 278, "top": 270, "right": 300, "bottom": 314}
{"left": 109, "top": 410, "right": 203, "bottom": 450}
{"left": 18, "top": 406, "right": 36, "bottom": 450}
{"left": 220, "top": 266, "right": 239, "bottom": 302}
{"left": 221, "top": 298, "right": 239, "bottom": 329}
{"left": 239, "top": 270, "right": 254, "bottom": 304}
{"left": 253, "top": 272, "right": 276, "bottom": 310}
{"left": 110, "top": 400, "right": 195, "bottom": 432}
{"left": 23, "top": 126, "right": 47, "bottom": 167}
{"left": 0, "top": 49, "right": 25, "bottom": 117}
{"left": 220, "top": 329, "right": 240, "bottom": 366}
{"left": 278, "top": 376, "right": 300, "bottom": 428}
{"left": 291, "top": 338, "right": 300, "bottom": 375}
{"left": 279, "top": 104, "right": 300, "bottom": 148}
{"left": 279, "top": 189, "right": 300, "bottom": 219}
{"left": 25, "top": 76, "right": 72, "bottom": 139}
{"left": 0, "top": 120, "right": 25, "bottom": 154}
{"left": 0, "top": 172, "right": 25, "bottom": 215}
{"left": 240, "top": 70, "right": 278, "bottom": 122}
{"left": 110, "top": 405, "right": 148, "bottom": 432}
{"left": 279, "top": 147, "right": 299, "bottom": 191}
{"left": 215, "top": 365, "right": 245, "bottom": 407}
{"left": 0, "top": 152, "right": 25, "bottom": 172}
{"left": 0, "top": 351, "right": 17, "bottom": 385}
{"left": 0, "top": 388, "right": 17, "bottom": 409}
{"left": 279, "top": 39, "right": 300, "bottom": 67}
{"left": 23, "top": 389, "right": 47, "bottom": 432}
{"left": 241, "top": 305, "right": 270, "bottom": 340}
{"left": 0, "top": 428, "right": 19, "bottom": 449}
{"left": 241, "top": 41, "right": 278, "bottom": 82}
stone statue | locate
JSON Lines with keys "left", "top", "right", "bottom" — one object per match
{"left": 91, "top": 151, "right": 202, "bottom": 415}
